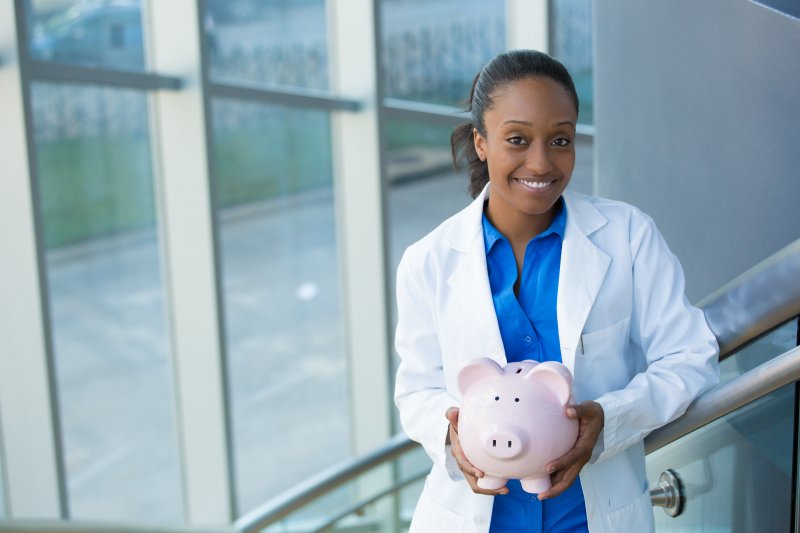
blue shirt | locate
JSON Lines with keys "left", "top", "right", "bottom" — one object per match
{"left": 482, "top": 199, "right": 588, "bottom": 533}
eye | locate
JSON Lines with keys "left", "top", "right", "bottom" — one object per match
{"left": 494, "top": 396, "right": 500, "bottom": 401}
{"left": 507, "top": 136, "right": 528, "bottom": 146}
{"left": 514, "top": 398, "right": 520, "bottom": 402}
{"left": 552, "top": 137, "right": 572, "bottom": 147}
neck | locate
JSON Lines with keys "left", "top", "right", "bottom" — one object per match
{"left": 485, "top": 197, "right": 558, "bottom": 247}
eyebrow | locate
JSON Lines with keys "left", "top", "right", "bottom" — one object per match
{"left": 502, "top": 119, "right": 576, "bottom": 128}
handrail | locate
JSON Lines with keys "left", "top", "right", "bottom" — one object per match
{"left": 311, "top": 472, "right": 426, "bottom": 533}
{"left": 233, "top": 433, "right": 417, "bottom": 533}
{"left": 700, "top": 238, "right": 800, "bottom": 360}
{"left": 645, "top": 344, "right": 800, "bottom": 453}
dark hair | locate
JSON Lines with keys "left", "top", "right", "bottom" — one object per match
{"left": 451, "top": 50, "right": 579, "bottom": 198}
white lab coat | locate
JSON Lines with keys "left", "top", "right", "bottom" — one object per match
{"left": 394, "top": 185, "right": 719, "bottom": 533}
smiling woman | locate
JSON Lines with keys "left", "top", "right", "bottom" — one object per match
{"left": 394, "top": 49, "right": 719, "bottom": 533}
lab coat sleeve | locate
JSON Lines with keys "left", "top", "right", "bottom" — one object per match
{"left": 592, "top": 215, "right": 720, "bottom": 463}
{"left": 394, "top": 247, "right": 463, "bottom": 481}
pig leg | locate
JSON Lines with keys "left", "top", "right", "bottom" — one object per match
{"left": 520, "top": 476, "right": 552, "bottom": 494}
{"left": 477, "top": 475, "right": 508, "bottom": 491}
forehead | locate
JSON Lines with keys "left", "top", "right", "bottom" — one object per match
{"left": 485, "top": 77, "right": 577, "bottom": 125}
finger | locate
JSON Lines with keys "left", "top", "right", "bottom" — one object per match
{"left": 445, "top": 407, "right": 460, "bottom": 430}
{"left": 448, "top": 426, "right": 485, "bottom": 479}
{"left": 465, "top": 474, "right": 509, "bottom": 496}
{"left": 539, "top": 465, "right": 580, "bottom": 500}
{"left": 566, "top": 403, "right": 593, "bottom": 419}
{"left": 545, "top": 447, "right": 583, "bottom": 474}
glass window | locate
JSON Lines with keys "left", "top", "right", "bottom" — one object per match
{"left": 211, "top": 99, "right": 350, "bottom": 514}
{"left": 550, "top": 0, "right": 593, "bottom": 125}
{"left": 646, "top": 384, "right": 795, "bottom": 531}
{"left": 205, "top": 0, "right": 329, "bottom": 90}
{"left": 380, "top": 0, "right": 506, "bottom": 106}
{"left": 385, "top": 119, "right": 471, "bottom": 280}
{"left": 31, "top": 82, "right": 183, "bottom": 522}
{"left": 26, "top": 0, "right": 146, "bottom": 71}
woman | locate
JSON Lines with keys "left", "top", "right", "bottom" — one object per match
{"left": 394, "top": 50, "right": 719, "bottom": 532}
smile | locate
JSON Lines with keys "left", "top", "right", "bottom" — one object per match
{"left": 514, "top": 177, "right": 558, "bottom": 191}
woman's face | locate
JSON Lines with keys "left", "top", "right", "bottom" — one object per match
{"left": 473, "top": 76, "right": 577, "bottom": 230}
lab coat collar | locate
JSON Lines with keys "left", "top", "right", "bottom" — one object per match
{"left": 558, "top": 192, "right": 611, "bottom": 371}
{"left": 445, "top": 184, "right": 612, "bottom": 373}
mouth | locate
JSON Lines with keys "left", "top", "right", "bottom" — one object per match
{"left": 513, "top": 177, "right": 559, "bottom": 193}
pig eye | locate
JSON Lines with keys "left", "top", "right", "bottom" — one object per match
{"left": 515, "top": 398, "right": 520, "bottom": 402}
{"left": 494, "top": 396, "right": 500, "bottom": 401}
{"left": 516, "top": 368, "right": 522, "bottom": 374}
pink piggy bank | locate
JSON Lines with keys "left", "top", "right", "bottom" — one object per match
{"left": 457, "top": 357, "right": 579, "bottom": 494}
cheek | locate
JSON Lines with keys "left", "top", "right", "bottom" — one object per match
{"left": 554, "top": 151, "right": 576, "bottom": 173}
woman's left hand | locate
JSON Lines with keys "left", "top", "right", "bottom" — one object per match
{"left": 538, "top": 400, "right": 604, "bottom": 500}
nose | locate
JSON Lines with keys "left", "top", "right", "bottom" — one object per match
{"left": 525, "top": 143, "right": 553, "bottom": 175}
{"left": 484, "top": 429, "right": 526, "bottom": 460}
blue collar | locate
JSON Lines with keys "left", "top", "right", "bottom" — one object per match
{"left": 482, "top": 197, "right": 566, "bottom": 254}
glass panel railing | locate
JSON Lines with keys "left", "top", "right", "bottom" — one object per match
{"left": 248, "top": 444, "right": 431, "bottom": 533}
{"left": 646, "top": 383, "right": 795, "bottom": 531}
{"left": 719, "top": 317, "right": 798, "bottom": 386}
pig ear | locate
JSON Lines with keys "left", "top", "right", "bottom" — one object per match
{"left": 458, "top": 358, "right": 504, "bottom": 395}
{"left": 524, "top": 361, "right": 573, "bottom": 405}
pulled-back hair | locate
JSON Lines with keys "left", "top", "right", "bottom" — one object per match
{"left": 451, "top": 50, "right": 579, "bottom": 198}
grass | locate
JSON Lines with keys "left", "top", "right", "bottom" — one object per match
{"left": 36, "top": 107, "right": 333, "bottom": 250}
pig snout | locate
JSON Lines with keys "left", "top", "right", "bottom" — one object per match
{"left": 483, "top": 427, "right": 527, "bottom": 460}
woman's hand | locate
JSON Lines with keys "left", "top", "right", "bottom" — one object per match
{"left": 445, "top": 407, "right": 509, "bottom": 496}
{"left": 538, "top": 401, "right": 604, "bottom": 501}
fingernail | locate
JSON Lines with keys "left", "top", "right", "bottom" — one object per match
{"left": 538, "top": 495, "right": 547, "bottom": 501}
{"left": 566, "top": 408, "right": 576, "bottom": 417}
{"left": 547, "top": 466, "right": 556, "bottom": 474}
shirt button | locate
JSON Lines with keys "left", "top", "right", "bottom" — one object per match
{"left": 524, "top": 335, "right": 532, "bottom": 343}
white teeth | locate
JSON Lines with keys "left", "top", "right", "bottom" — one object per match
{"left": 518, "top": 178, "right": 554, "bottom": 189}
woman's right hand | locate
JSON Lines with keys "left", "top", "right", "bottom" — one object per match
{"left": 445, "top": 407, "right": 509, "bottom": 496}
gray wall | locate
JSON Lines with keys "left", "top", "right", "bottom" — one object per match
{"left": 593, "top": 0, "right": 800, "bottom": 301}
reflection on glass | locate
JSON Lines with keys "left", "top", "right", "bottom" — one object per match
{"left": 31, "top": 82, "right": 182, "bottom": 522}
{"left": 381, "top": 0, "right": 505, "bottom": 106}
{"left": 205, "top": 0, "right": 329, "bottom": 90}
{"left": 550, "top": 0, "right": 593, "bottom": 125}
{"left": 26, "top": 0, "right": 146, "bottom": 71}
{"left": 262, "top": 446, "right": 431, "bottom": 531}
{"left": 212, "top": 100, "right": 349, "bottom": 515}
{"left": 646, "top": 384, "right": 794, "bottom": 531}
{"left": 385, "top": 119, "right": 470, "bottom": 276}
{"left": 719, "top": 319, "right": 797, "bottom": 385}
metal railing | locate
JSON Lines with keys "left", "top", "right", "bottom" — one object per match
{"left": 1, "top": 239, "right": 798, "bottom": 532}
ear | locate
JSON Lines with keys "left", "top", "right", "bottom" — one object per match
{"left": 458, "top": 357, "right": 503, "bottom": 395}
{"left": 473, "top": 127, "right": 487, "bottom": 162}
{"left": 524, "top": 361, "right": 573, "bottom": 405}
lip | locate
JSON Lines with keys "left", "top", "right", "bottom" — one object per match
{"left": 512, "top": 177, "right": 559, "bottom": 194}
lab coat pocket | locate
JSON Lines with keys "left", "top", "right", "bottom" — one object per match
{"left": 410, "top": 478, "right": 466, "bottom": 532}
{"left": 574, "top": 317, "right": 632, "bottom": 400}
{"left": 605, "top": 483, "right": 655, "bottom": 533}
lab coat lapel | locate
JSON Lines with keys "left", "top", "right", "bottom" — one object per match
{"left": 557, "top": 192, "right": 611, "bottom": 373}
{"left": 445, "top": 189, "right": 506, "bottom": 365}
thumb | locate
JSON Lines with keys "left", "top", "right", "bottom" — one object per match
{"left": 445, "top": 407, "right": 460, "bottom": 428}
